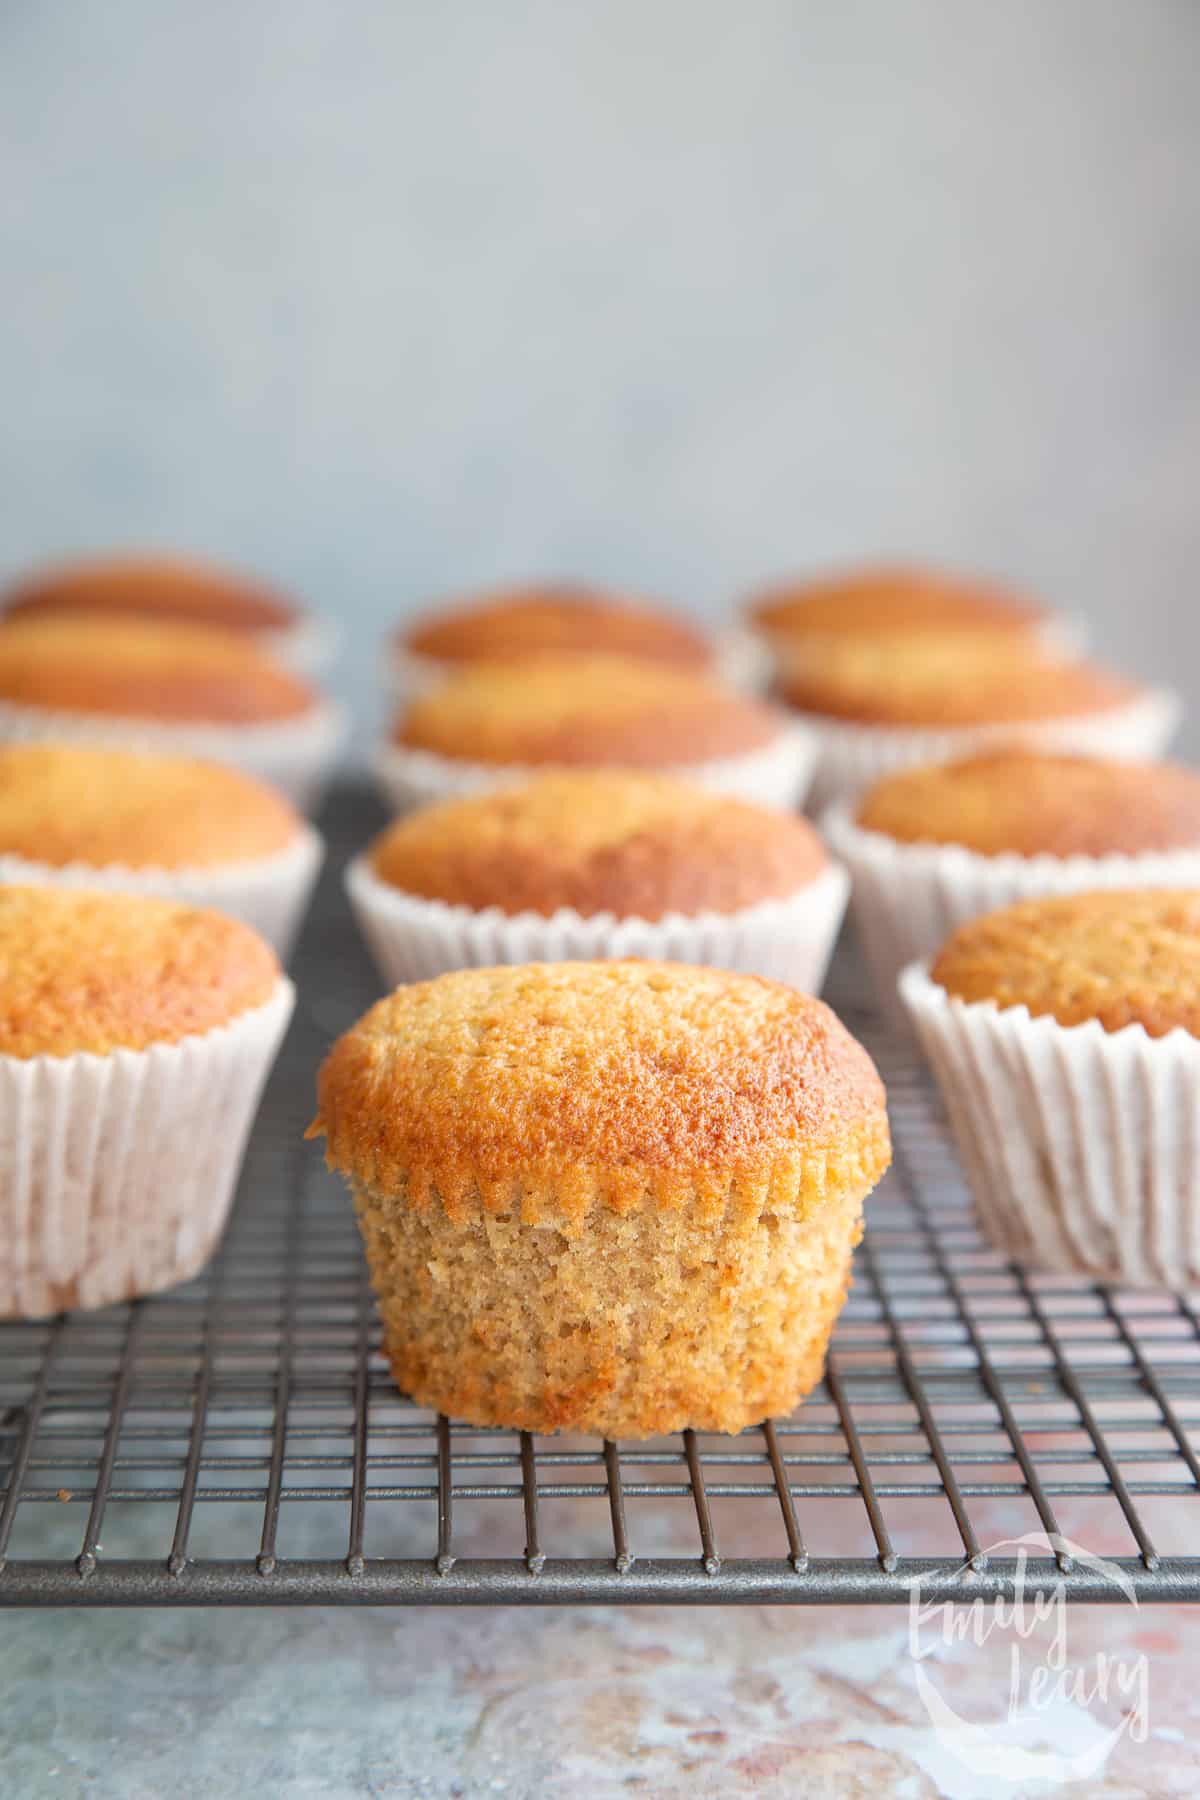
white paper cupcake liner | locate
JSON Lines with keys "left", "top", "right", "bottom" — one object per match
{"left": 373, "top": 724, "right": 817, "bottom": 817}
{"left": 0, "top": 979, "right": 295, "bottom": 1318}
{"left": 0, "top": 697, "right": 348, "bottom": 815}
{"left": 0, "top": 826, "right": 324, "bottom": 962}
{"left": 260, "top": 616, "right": 340, "bottom": 678}
{"left": 345, "top": 854, "right": 850, "bottom": 993}
{"left": 822, "top": 802, "right": 1200, "bottom": 1015}
{"left": 792, "top": 687, "right": 1181, "bottom": 813}
{"left": 900, "top": 963, "right": 1200, "bottom": 1289}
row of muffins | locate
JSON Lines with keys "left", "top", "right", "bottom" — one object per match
{"left": 1, "top": 552, "right": 1196, "bottom": 1445}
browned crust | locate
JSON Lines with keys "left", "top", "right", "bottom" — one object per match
{"left": 776, "top": 639, "right": 1138, "bottom": 728}
{"left": 310, "top": 960, "right": 891, "bottom": 1219}
{"left": 857, "top": 751, "right": 1200, "bottom": 858}
{"left": 748, "top": 563, "right": 1045, "bottom": 639}
{"left": 0, "top": 617, "right": 318, "bottom": 724}
{"left": 930, "top": 889, "right": 1200, "bottom": 1037}
{"left": 0, "top": 743, "right": 300, "bottom": 869}
{"left": 0, "top": 886, "right": 280, "bottom": 1057}
{"left": 392, "top": 654, "right": 782, "bottom": 766}
{"left": 3, "top": 554, "right": 297, "bottom": 631}
{"left": 402, "top": 583, "right": 712, "bottom": 669}
{"left": 368, "top": 772, "right": 827, "bottom": 919}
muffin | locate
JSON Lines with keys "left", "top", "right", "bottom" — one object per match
{"left": 901, "top": 890, "right": 1200, "bottom": 1288}
{"left": 774, "top": 635, "right": 1178, "bottom": 809}
{"left": 746, "top": 563, "right": 1079, "bottom": 674}
{"left": 311, "top": 961, "right": 890, "bottom": 1436}
{"left": 0, "top": 615, "right": 345, "bottom": 812}
{"left": 347, "top": 772, "right": 849, "bottom": 991}
{"left": 2, "top": 552, "right": 332, "bottom": 674}
{"left": 392, "top": 581, "right": 761, "bottom": 699}
{"left": 824, "top": 751, "right": 1200, "bottom": 1006}
{"left": 0, "top": 743, "right": 324, "bottom": 957}
{"left": 0, "top": 887, "right": 294, "bottom": 1316}
{"left": 378, "top": 653, "right": 814, "bottom": 813}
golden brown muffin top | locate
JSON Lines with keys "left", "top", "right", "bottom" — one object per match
{"left": 857, "top": 752, "right": 1200, "bottom": 859}
{"left": 749, "top": 563, "right": 1044, "bottom": 640}
{"left": 393, "top": 654, "right": 782, "bottom": 767}
{"left": 3, "top": 554, "right": 297, "bottom": 631}
{"left": 368, "top": 772, "right": 828, "bottom": 920}
{"left": 0, "top": 886, "right": 281, "bottom": 1058}
{"left": 0, "top": 617, "right": 318, "bottom": 724}
{"left": 777, "top": 638, "right": 1137, "bottom": 728}
{"left": 0, "top": 743, "right": 300, "bottom": 870}
{"left": 402, "top": 583, "right": 712, "bottom": 669}
{"left": 931, "top": 890, "right": 1200, "bottom": 1038}
{"left": 311, "top": 961, "right": 890, "bottom": 1219}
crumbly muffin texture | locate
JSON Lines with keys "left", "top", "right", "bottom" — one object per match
{"left": 931, "top": 889, "right": 1200, "bottom": 1038}
{"left": 0, "top": 617, "right": 317, "bottom": 724}
{"left": 311, "top": 961, "right": 891, "bottom": 1436}
{"left": 857, "top": 751, "right": 1200, "bottom": 859}
{"left": 3, "top": 554, "right": 297, "bottom": 631}
{"left": 750, "top": 565, "right": 1044, "bottom": 639}
{"left": 368, "top": 772, "right": 828, "bottom": 919}
{"left": 393, "top": 654, "right": 781, "bottom": 767}
{"left": 403, "top": 584, "right": 711, "bottom": 669}
{"left": 778, "top": 638, "right": 1136, "bottom": 729}
{"left": 0, "top": 886, "right": 281, "bottom": 1057}
{"left": 0, "top": 743, "right": 300, "bottom": 869}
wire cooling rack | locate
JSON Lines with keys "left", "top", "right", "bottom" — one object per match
{"left": 2, "top": 786, "right": 1199, "bottom": 1607}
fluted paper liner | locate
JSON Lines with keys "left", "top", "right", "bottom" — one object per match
{"left": 0, "top": 697, "right": 347, "bottom": 815}
{"left": 373, "top": 724, "right": 817, "bottom": 817}
{"left": 900, "top": 962, "right": 1200, "bottom": 1288}
{"left": 346, "top": 855, "right": 849, "bottom": 992}
{"left": 791, "top": 687, "right": 1181, "bottom": 812}
{"left": 261, "top": 616, "right": 340, "bottom": 678}
{"left": 0, "top": 979, "right": 295, "bottom": 1318}
{"left": 0, "top": 826, "right": 324, "bottom": 961}
{"left": 823, "top": 801, "right": 1200, "bottom": 1016}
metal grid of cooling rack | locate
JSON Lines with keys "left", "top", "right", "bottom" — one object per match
{"left": 2, "top": 787, "right": 1200, "bottom": 1607}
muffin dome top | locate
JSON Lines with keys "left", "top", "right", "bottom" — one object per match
{"left": 857, "top": 751, "right": 1200, "bottom": 859}
{"left": 0, "top": 743, "right": 300, "bottom": 870}
{"left": 312, "top": 960, "right": 890, "bottom": 1216}
{"left": 749, "top": 564, "right": 1045, "bottom": 640}
{"left": 0, "top": 886, "right": 281, "bottom": 1057}
{"left": 931, "top": 889, "right": 1200, "bottom": 1038}
{"left": 0, "top": 617, "right": 318, "bottom": 724}
{"left": 393, "top": 654, "right": 782, "bottom": 767}
{"left": 402, "top": 584, "right": 711, "bottom": 669}
{"left": 777, "top": 638, "right": 1137, "bottom": 729}
{"left": 368, "top": 772, "right": 828, "bottom": 920}
{"left": 3, "top": 554, "right": 297, "bottom": 632}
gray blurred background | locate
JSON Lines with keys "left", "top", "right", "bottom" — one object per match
{"left": 2, "top": 0, "right": 1197, "bottom": 753}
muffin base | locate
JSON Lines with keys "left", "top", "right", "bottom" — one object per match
{"left": 352, "top": 1174, "right": 867, "bottom": 1437}
{"left": 900, "top": 963, "right": 1200, "bottom": 1289}
{"left": 823, "top": 802, "right": 1200, "bottom": 1019}
{"left": 0, "top": 979, "right": 295, "bottom": 1318}
{"left": 791, "top": 688, "right": 1181, "bottom": 812}
{"left": 0, "top": 697, "right": 347, "bottom": 815}
{"left": 373, "top": 725, "right": 817, "bottom": 816}
{"left": 345, "top": 854, "right": 849, "bottom": 994}
{"left": 0, "top": 826, "right": 324, "bottom": 961}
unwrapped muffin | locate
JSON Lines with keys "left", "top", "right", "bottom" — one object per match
{"left": 311, "top": 961, "right": 891, "bottom": 1436}
{"left": 0, "top": 615, "right": 345, "bottom": 811}
{"left": 0, "top": 743, "right": 324, "bottom": 956}
{"left": 2, "top": 552, "right": 332, "bottom": 674}
{"left": 774, "top": 635, "right": 1177, "bottom": 809}
{"left": 825, "top": 751, "right": 1200, "bottom": 1005}
{"left": 348, "top": 772, "right": 848, "bottom": 990}
{"left": 901, "top": 890, "right": 1200, "bottom": 1287}
{"left": 0, "top": 887, "right": 293, "bottom": 1316}
{"left": 378, "top": 653, "right": 814, "bottom": 812}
